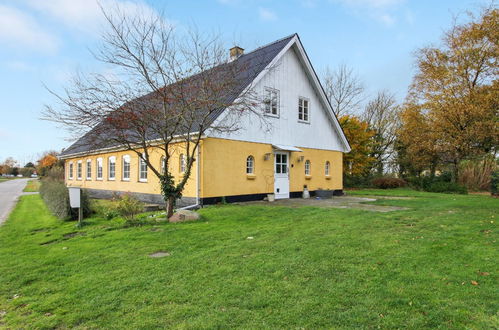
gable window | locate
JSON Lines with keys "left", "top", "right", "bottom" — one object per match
{"left": 264, "top": 87, "right": 279, "bottom": 117}
{"left": 298, "top": 97, "right": 309, "bottom": 123}
{"left": 179, "top": 154, "right": 186, "bottom": 173}
{"left": 68, "top": 162, "right": 74, "bottom": 180}
{"left": 86, "top": 159, "right": 92, "bottom": 180}
{"left": 77, "top": 160, "right": 82, "bottom": 180}
{"left": 139, "top": 154, "right": 148, "bottom": 182}
{"left": 108, "top": 156, "right": 115, "bottom": 180}
{"left": 246, "top": 156, "right": 254, "bottom": 174}
{"left": 305, "top": 160, "right": 311, "bottom": 176}
{"left": 96, "top": 158, "right": 103, "bottom": 180}
{"left": 325, "top": 161, "right": 330, "bottom": 176}
{"left": 122, "top": 155, "right": 130, "bottom": 181}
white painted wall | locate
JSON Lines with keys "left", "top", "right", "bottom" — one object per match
{"left": 209, "top": 44, "right": 347, "bottom": 152}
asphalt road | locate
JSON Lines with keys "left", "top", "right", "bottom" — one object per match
{"left": 0, "top": 178, "right": 31, "bottom": 225}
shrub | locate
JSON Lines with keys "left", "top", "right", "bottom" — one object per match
{"left": 491, "top": 170, "right": 499, "bottom": 196}
{"left": 344, "top": 174, "right": 374, "bottom": 188}
{"left": 459, "top": 157, "right": 497, "bottom": 191}
{"left": 116, "top": 194, "right": 144, "bottom": 224}
{"left": 371, "top": 177, "right": 407, "bottom": 189}
{"left": 426, "top": 182, "right": 467, "bottom": 194}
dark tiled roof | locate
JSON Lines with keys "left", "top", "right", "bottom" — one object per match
{"left": 60, "top": 34, "right": 296, "bottom": 157}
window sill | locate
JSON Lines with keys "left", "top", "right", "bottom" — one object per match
{"left": 122, "top": 179, "right": 130, "bottom": 182}
{"left": 305, "top": 175, "right": 312, "bottom": 180}
{"left": 298, "top": 120, "right": 310, "bottom": 124}
{"left": 138, "top": 179, "right": 148, "bottom": 183}
{"left": 108, "top": 178, "right": 115, "bottom": 181}
{"left": 264, "top": 113, "right": 279, "bottom": 118}
{"left": 246, "top": 174, "right": 256, "bottom": 180}
{"left": 86, "top": 178, "right": 92, "bottom": 181}
{"left": 96, "top": 178, "right": 103, "bottom": 181}
{"left": 325, "top": 176, "right": 331, "bottom": 180}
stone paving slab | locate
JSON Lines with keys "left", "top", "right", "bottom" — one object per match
{"left": 240, "top": 195, "right": 409, "bottom": 212}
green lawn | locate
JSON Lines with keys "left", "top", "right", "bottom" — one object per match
{"left": 0, "top": 192, "right": 497, "bottom": 328}
{"left": 23, "top": 179, "right": 40, "bottom": 192}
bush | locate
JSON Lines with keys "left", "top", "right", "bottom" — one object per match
{"left": 371, "top": 177, "right": 407, "bottom": 189}
{"left": 116, "top": 194, "right": 144, "bottom": 224}
{"left": 344, "top": 174, "right": 374, "bottom": 188}
{"left": 491, "top": 170, "right": 499, "bottom": 196}
{"left": 459, "top": 157, "right": 497, "bottom": 191}
{"left": 426, "top": 182, "right": 468, "bottom": 194}
{"left": 39, "top": 172, "right": 91, "bottom": 220}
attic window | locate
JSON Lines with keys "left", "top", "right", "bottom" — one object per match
{"left": 264, "top": 88, "right": 279, "bottom": 117}
{"left": 298, "top": 97, "right": 309, "bottom": 123}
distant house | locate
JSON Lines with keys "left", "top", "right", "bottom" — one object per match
{"left": 60, "top": 34, "right": 350, "bottom": 206}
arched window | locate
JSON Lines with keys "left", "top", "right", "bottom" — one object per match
{"left": 305, "top": 160, "right": 311, "bottom": 176}
{"left": 160, "top": 156, "right": 165, "bottom": 174}
{"left": 96, "top": 158, "right": 103, "bottom": 180}
{"left": 68, "top": 162, "right": 74, "bottom": 180}
{"left": 122, "top": 155, "right": 131, "bottom": 181}
{"left": 86, "top": 159, "right": 92, "bottom": 180}
{"left": 325, "top": 161, "right": 330, "bottom": 176}
{"left": 246, "top": 155, "right": 254, "bottom": 174}
{"left": 139, "top": 153, "right": 148, "bottom": 182}
{"left": 107, "top": 157, "right": 114, "bottom": 180}
{"left": 77, "top": 160, "right": 82, "bottom": 180}
{"left": 179, "top": 154, "right": 186, "bottom": 173}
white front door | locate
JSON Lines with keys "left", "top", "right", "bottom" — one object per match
{"left": 274, "top": 152, "right": 290, "bottom": 199}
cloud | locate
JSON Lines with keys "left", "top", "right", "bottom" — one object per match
{"left": 378, "top": 13, "right": 395, "bottom": 26}
{"left": 0, "top": 5, "right": 58, "bottom": 53}
{"left": 332, "top": 0, "right": 404, "bottom": 26}
{"left": 5, "top": 60, "right": 35, "bottom": 72}
{"left": 258, "top": 7, "right": 277, "bottom": 21}
{"left": 335, "top": 0, "right": 403, "bottom": 8}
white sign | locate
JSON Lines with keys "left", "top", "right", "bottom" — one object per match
{"left": 68, "top": 187, "right": 81, "bottom": 208}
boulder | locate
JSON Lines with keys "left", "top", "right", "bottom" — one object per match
{"left": 169, "top": 209, "right": 200, "bottom": 223}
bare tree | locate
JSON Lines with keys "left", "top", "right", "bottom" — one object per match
{"left": 362, "top": 90, "right": 400, "bottom": 175}
{"left": 322, "top": 63, "right": 365, "bottom": 116}
{"left": 43, "top": 5, "right": 269, "bottom": 217}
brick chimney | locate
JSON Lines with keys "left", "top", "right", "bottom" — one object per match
{"left": 229, "top": 46, "right": 244, "bottom": 62}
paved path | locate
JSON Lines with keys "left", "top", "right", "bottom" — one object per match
{"left": 0, "top": 179, "right": 32, "bottom": 225}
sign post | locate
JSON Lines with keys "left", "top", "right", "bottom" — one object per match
{"left": 68, "top": 187, "right": 82, "bottom": 227}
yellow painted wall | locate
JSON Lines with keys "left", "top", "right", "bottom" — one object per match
{"left": 201, "top": 137, "right": 343, "bottom": 198}
{"left": 64, "top": 143, "right": 199, "bottom": 198}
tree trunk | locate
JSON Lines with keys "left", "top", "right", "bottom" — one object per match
{"left": 451, "top": 160, "right": 459, "bottom": 183}
{"left": 166, "top": 195, "right": 175, "bottom": 219}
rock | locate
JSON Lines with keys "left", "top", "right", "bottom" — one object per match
{"left": 149, "top": 251, "right": 171, "bottom": 258}
{"left": 168, "top": 209, "right": 200, "bottom": 223}
{"left": 247, "top": 236, "right": 254, "bottom": 240}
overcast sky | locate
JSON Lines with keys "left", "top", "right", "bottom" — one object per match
{"left": 0, "top": 0, "right": 490, "bottom": 165}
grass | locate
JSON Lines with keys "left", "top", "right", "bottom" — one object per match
{"left": 0, "top": 192, "right": 497, "bottom": 328}
{"left": 23, "top": 179, "right": 40, "bottom": 192}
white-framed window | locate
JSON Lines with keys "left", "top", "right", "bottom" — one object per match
{"left": 179, "top": 154, "right": 186, "bottom": 173}
{"left": 325, "top": 161, "right": 330, "bottom": 176}
{"left": 298, "top": 97, "right": 309, "bottom": 123}
{"left": 96, "top": 158, "right": 103, "bottom": 180}
{"left": 108, "top": 156, "right": 115, "bottom": 180}
{"left": 139, "top": 154, "right": 148, "bottom": 182}
{"left": 160, "top": 156, "right": 165, "bottom": 174}
{"left": 264, "top": 87, "right": 279, "bottom": 117}
{"left": 122, "top": 155, "right": 130, "bottom": 181}
{"left": 86, "top": 159, "right": 92, "bottom": 180}
{"left": 68, "top": 162, "right": 74, "bottom": 180}
{"left": 246, "top": 155, "right": 254, "bottom": 174}
{"left": 77, "top": 160, "right": 82, "bottom": 180}
{"left": 305, "top": 160, "right": 311, "bottom": 176}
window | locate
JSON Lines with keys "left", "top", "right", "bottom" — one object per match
{"left": 275, "top": 153, "right": 288, "bottom": 174}
{"left": 298, "top": 97, "right": 309, "bottom": 122}
{"left": 325, "top": 161, "right": 330, "bottom": 176}
{"left": 139, "top": 154, "right": 148, "bottom": 182}
{"left": 305, "top": 160, "right": 311, "bottom": 176}
{"left": 97, "top": 158, "right": 102, "bottom": 180}
{"left": 68, "top": 162, "right": 74, "bottom": 179}
{"left": 179, "top": 154, "right": 186, "bottom": 173}
{"left": 246, "top": 156, "right": 254, "bottom": 174}
{"left": 122, "top": 155, "right": 130, "bottom": 181}
{"left": 160, "top": 156, "right": 165, "bottom": 174}
{"left": 108, "top": 156, "right": 115, "bottom": 180}
{"left": 264, "top": 88, "right": 279, "bottom": 116}
{"left": 86, "top": 159, "right": 92, "bottom": 180}
{"left": 77, "top": 160, "right": 82, "bottom": 180}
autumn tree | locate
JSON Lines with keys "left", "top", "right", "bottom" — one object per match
{"left": 43, "top": 6, "right": 269, "bottom": 217}
{"left": 362, "top": 90, "right": 400, "bottom": 175}
{"left": 405, "top": 6, "right": 498, "bottom": 181}
{"left": 37, "top": 151, "right": 59, "bottom": 177}
{"left": 322, "top": 64, "right": 365, "bottom": 116}
{"left": 339, "top": 115, "right": 375, "bottom": 177}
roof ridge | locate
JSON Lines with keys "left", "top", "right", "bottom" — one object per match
{"left": 237, "top": 33, "right": 297, "bottom": 58}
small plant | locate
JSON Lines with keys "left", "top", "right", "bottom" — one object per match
{"left": 426, "top": 182, "right": 467, "bottom": 194}
{"left": 371, "top": 177, "right": 407, "bottom": 189}
{"left": 116, "top": 193, "right": 144, "bottom": 224}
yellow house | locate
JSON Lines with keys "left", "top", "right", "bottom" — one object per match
{"left": 60, "top": 34, "right": 351, "bottom": 206}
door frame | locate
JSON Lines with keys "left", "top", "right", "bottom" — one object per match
{"left": 274, "top": 151, "right": 290, "bottom": 199}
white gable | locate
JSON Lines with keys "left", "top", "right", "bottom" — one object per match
{"left": 208, "top": 37, "right": 350, "bottom": 153}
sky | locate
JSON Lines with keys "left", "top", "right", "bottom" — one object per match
{"left": 0, "top": 0, "right": 491, "bottom": 166}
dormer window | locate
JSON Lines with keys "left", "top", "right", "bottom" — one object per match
{"left": 264, "top": 88, "right": 279, "bottom": 117}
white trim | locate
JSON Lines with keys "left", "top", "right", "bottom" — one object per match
{"left": 107, "top": 156, "right": 115, "bottom": 180}
{"left": 122, "top": 155, "right": 131, "bottom": 181}
{"left": 298, "top": 96, "right": 310, "bottom": 123}
{"left": 86, "top": 159, "right": 92, "bottom": 180}
{"left": 304, "top": 159, "right": 311, "bottom": 176}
